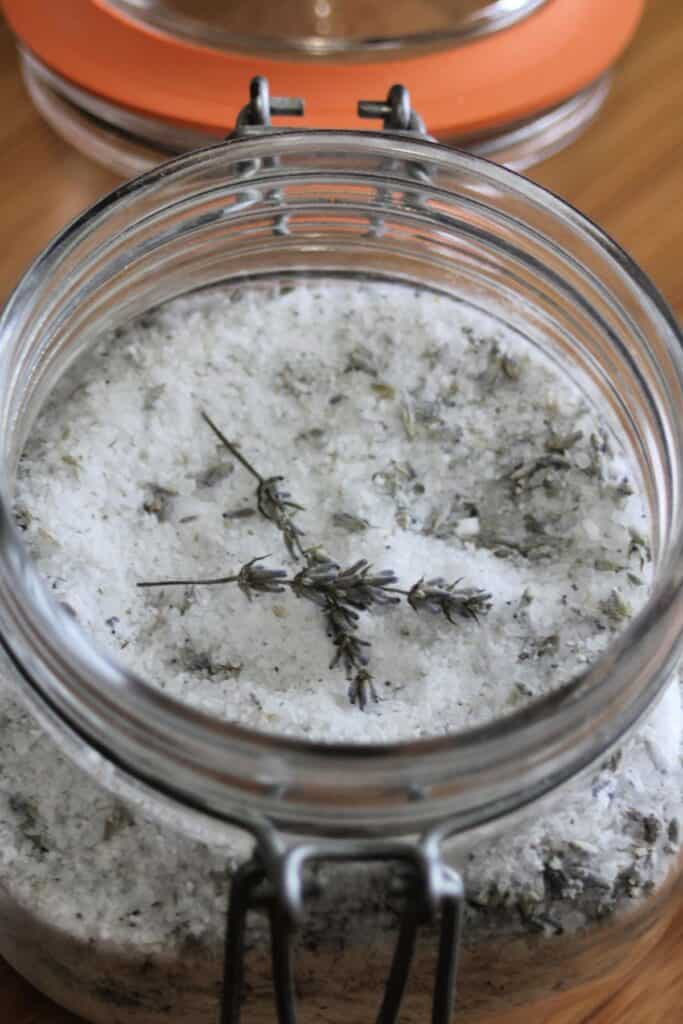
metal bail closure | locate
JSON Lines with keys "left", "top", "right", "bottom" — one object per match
{"left": 220, "top": 827, "right": 465, "bottom": 1024}
{"left": 225, "top": 76, "right": 433, "bottom": 240}
{"left": 358, "top": 84, "right": 430, "bottom": 138}
{"left": 228, "top": 76, "right": 430, "bottom": 140}
{"left": 230, "top": 76, "right": 305, "bottom": 138}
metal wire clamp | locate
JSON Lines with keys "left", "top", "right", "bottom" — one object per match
{"left": 220, "top": 825, "right": 465, "bottom": 1024}
{"left": 228, "top": 75, "right": 430, "bottom": 142}
{"left": 226, "top": 75, "right": 432, "bottom": 240}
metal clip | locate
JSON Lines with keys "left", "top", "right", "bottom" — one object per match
{"left": 230, "top": 76, "right": 305, "bottom": 139}
{"left": 220, "top": 827, "right": 464, "bottom": 1024}
{"left": 229, "top": 77, "right": 430, "bottom": 141}
{"left": 358, "top": 85, "right": 429, "bottom": 138}
{"left": 225, "top": 76, "right": 432, "bottom": 241}
{"left": 357, "top": 84, "right": 434, "bottom": 235}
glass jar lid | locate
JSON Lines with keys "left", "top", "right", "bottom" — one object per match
{"left": 98, "top": 0, "right": 549, "bottom": 59}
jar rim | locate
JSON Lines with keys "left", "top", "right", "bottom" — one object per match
{"left": 0, "top": 130, "right": 682, "bottom": 837}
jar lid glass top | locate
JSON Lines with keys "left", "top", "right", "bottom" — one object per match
{"left": 98, "top": 0, "right": 549, "bottom": 59}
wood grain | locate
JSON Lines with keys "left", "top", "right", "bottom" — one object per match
{"left": 0, "top": 0, "right": 681, "bottom": 1020}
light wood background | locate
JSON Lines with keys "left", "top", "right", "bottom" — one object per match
{"left": 0, "top": 1, "right": 681, "bottom": 1021}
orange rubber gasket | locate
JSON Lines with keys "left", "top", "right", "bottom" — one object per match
{"left": 2, "top": 0, "right": 644, "bottom": 136}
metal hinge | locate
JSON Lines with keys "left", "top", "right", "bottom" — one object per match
{"left": 220, "top": 826, "right": 464, "bottom": 1024}
{"left": 229, "top": 75, "right": 430, "bottom": 140}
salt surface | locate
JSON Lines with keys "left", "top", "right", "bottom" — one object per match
{"left": 14, "top": 282, "right": 659, "bottom": 743}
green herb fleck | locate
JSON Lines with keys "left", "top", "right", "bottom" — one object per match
{"left": 594, "top": 558, "right": 623, "bottom": 572}
{"left": 332, "top": 512, "right": 369, "bottom": 533}
{"left": 400, "top": 402, "right": 416, "bottom": 440}
{"left": 599, "top": 588, "right": 631, "bottom": 625}
{"left": 345, "top": 345, "right": 378, "bottom": 377}
{"left": 196, "top": 461, "right": 234, "bottom": 488}
{"left": 371, "top": 382, "right": 396, "bottom": 400}
{"left": 103, "top": 802, "right": 135, "bottom": 842}
{"left": 628, "top": 528, "right": 651, "bottom": 568}
{"left": 545, "top": 429, "right": 583, "bottom": 454}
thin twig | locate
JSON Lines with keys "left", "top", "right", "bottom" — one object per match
{"left": 201, "top": 411, "right": 263, "bottom": 482}
{"left": 138, "top": 575, "right": 239, "bottom": 588}
{"left": 202, "top": 410, "right": 306, "bottom": 559}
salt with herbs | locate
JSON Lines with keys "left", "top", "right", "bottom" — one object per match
{"left": 2, "top": 280, "right": 681, "bottom": 1021}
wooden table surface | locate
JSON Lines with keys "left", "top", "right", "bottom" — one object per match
{"left": 0, "top": 1, "right": 681, "bottom": 1021}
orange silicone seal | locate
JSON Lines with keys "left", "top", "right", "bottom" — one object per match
{"left": 2, "top": 0, "right": 644, "bottom": 136}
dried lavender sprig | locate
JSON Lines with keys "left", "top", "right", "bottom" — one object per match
{"left": 398, "top": 577, "right": 493, "bottom": 624}
{"left": 138, "top": 556, "right": 381, "bottom": 706}
{"left": 201, "top": 411, "right": 305, "bottom": 559}
{"left": 137, "top": 556, "right": 287, "bottom": 602}
{"left": 140, "top": 559, "right": 490, "bottom": 621}
{"left": 235, "top": 556, "right": 289, "bottom": 602}
{"left": 149, "top": 418, "right": 493, "bottom": 709}
{"left": 291, "top": 559, "right": 400, "bottom": 611}
{"left": 199, "top": 414, "right": 382, "bottom": 706}
{"left": 139, "top": 557, "right": 398, "bottom": 611}
{"left": 324, "top": 599, "right": 377, "bottom": 711}
{"left": 139, "top": 555, "right": 491, "bottom": 708}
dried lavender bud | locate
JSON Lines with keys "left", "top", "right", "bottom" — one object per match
{"left": 138, "top": 556, "right": 286, "bottom": 596}
{"left": 327, "top": 560, "right": 400, "bottom": 610}
{"left": 256, "top": 475, "right": 306, "bottom": 559}
{"left": 348, "top": 670, "right": 378, "bottom": 711}
{"left": 406, "top": 577, "right": 492, "bottom": 624}
{"left": 290, "top": 560, "right": 343, "bottom": 608}
{"left": 291, "top": 559, "right": 399, "bottom": 612}
{"left": 236, "top": 557, "right": 288, "bottom": 602}
{"left": 329, "top": 621, "right": 370, "bottom": 676}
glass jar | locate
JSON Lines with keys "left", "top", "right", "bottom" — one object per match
{"left": 101, "top": 0, "right": 548, "bottom": 59}
{"left": 0, "top": 122, "right": 681, "bottom": 1024}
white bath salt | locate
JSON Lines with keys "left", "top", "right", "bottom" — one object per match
{"left": 13, "top": 282, "right": 658, "bottom": 742}
{"left": 0, "top": 280, "right": 679, "bottom": 1022}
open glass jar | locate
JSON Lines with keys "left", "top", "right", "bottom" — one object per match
{"left": 0, "top": 88, "right": 681, "bottom": 1024}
